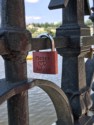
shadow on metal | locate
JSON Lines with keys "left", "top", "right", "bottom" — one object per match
{"left": 0, "top": 79, "right": 74, "bottom": 125}
{"left": 74, "top": 115, "right": 94, "bottom": 125}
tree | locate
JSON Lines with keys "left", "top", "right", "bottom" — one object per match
{"left": 85, "top": 19, "right": 92, "bottom": 27}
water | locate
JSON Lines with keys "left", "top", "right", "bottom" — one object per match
{"left": 0, "top": 54, "right": 62, "bottom": 125}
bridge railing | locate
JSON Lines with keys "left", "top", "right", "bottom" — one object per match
{"left": 0, "top": 0, "right": 94, "bottom": 125}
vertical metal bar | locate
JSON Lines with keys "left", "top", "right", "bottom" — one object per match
{"left": 1, "top": 0, "right": 26, "bottom": 28}
{"left": 0, "top": 0, "right": 29, "bottom": 125}
{"left": 6, "top": 60, "right": 29, "bottom": 125}
{"left": 56, "top": 0, "right": 91, "bottom": 119}
{"left": 8, "top": 92, "right": 29, "bottom": 125}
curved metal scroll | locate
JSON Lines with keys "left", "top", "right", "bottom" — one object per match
{"left": 0, "top": 79, "right": 74, "bottom": 125}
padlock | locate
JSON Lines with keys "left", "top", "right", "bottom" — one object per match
{"left": 33, "top": 33, "right": 58, "bottom": 74}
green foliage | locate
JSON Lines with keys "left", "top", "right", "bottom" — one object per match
{"left": 26, "top": 22, "right": 61, "bottom": 37}
{"left": 85, "top": 19, "right": 92, "bottom": 27}
{"left": 27, "top": 20, "right": 94, "bottom": 37}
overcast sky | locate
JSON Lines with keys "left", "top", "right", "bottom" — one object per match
{"left": 25, "top": 0, "right": 92, "bottom": 24}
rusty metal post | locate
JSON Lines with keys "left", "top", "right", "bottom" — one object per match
{"left": 56, "top": 0, "right": 92, "bottom": 120}
{"left": 56, "top": 0, "right": 91, "bottom": 119}
{"left": 0, "top": 0, "right": 30, "bottom": 125}
{"left": 49, "top": 0, "right": 92, "bottom": 121}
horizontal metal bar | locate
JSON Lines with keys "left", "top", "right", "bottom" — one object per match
{"left": 81, "top": 36, "right": 94, "bottom": 47}
{"left": 0, "top": 36, "right": 94, "bottom": 55}
{"left": 0, "top": 37, "right": 69, "bottom": 55}
{"left": 81, "top": 36, "right": 94, "bottom": 53}
{"left": 30, "top": 37, "right": 69, "bottom": 51}
{"left": 0, "top": 79, "right": 33, "bottom": 104}
{"left": 30, "top": 36, "right": 94, "bottom": 52}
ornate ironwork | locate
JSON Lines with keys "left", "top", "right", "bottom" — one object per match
{"left": 0, "top": 0, "right": 94, "bottom": 125}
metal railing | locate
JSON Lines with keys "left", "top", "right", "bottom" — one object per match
{"left": 0, "top": 0, "right": 94, "bottom": 125}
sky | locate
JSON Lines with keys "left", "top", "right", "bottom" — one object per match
{"left": 25, "top": 0, "right": 92, "bottom": 24}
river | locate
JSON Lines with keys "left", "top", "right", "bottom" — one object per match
{"left": 0, "top": 54, "right": 62, "bottom": 125}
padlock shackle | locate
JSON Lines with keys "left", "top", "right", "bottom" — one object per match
{"left": 38, "top": 33, "right": 55, "bottom": 51}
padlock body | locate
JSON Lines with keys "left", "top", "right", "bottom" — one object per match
{"left": 33, "top": 51, "right": 58, "bottom": 74}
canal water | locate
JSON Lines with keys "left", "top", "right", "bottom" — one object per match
{"left": 0, "top": 54, "right": 62, "bottom": 125}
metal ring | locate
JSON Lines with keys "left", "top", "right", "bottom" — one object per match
{"left": 38, "top": 33, "right": 55, "bottom": 51}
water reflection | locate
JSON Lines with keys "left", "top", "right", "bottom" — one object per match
{"left": 29, "top": 87, "right": 57, "bottom": 125}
